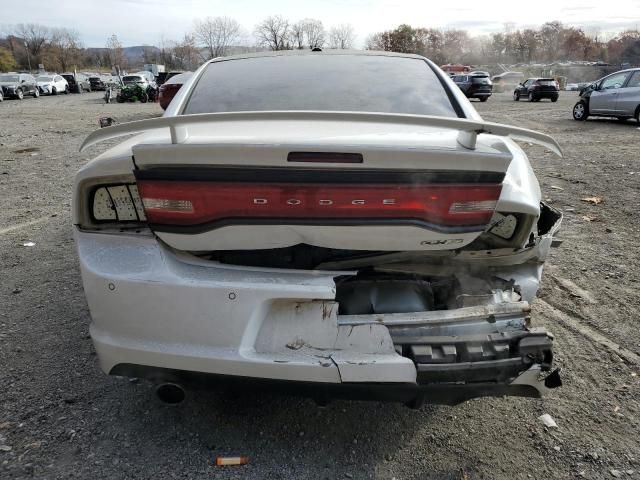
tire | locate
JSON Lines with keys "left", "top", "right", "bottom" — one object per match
{"left": 513, "top": 91, "right": 520, "bottom": 101}
{"left": 480, "top": 96, "right": 488, "bottom": 102}
{"left": 573, "top": 100, "right": 588, "bottom": 121}
{"left": 528, "top": 92, "right": 535, "bottom": 102}
{"left": 140, "top": 93, "right": 149, "bottom": 103}
{"left": 64, "top": 86, "right": 69, "bottom": 94}
{"left": 116, "top": 94, "right": 125, "bottom": 103}
{"left": 32, "top": 88, "right": 39, "bottom": 98}
{"left": 551, "top": 96, "right": 558, "bottom": 102}
{"left": 87, "top": 85, "right": 92, "bottom": 93}
{"left": 51, "top": 86, "right": 57, "bottom": 95}
{"left": 635, "top": 106, "right": 640, "bottom": 124}
{"left": 16, "top": 89, "right": 24, "bottom": 100}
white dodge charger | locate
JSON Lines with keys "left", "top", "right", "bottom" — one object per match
{"left": 73, "top": 51, "right": 562, "bottom": 406}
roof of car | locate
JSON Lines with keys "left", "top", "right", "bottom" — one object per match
{"left": 207, "top": 49, "right": 429, "bottom": 64}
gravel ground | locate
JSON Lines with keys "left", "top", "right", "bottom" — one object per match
{"left": 0, "top": 91, "right": 639, "bottom": 480}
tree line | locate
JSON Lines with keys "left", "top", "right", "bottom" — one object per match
{"left": 1, "top": 18, "right": 639, "bottom": 73}
{"left": 0, "top": 17, "right": 355, "bottom": 73}
{"left": 365, "top": 22, "right": 640, "bottom": 66}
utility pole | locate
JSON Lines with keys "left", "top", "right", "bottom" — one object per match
{"left": 24, "top": 41, "right": 32, "bottom": 73}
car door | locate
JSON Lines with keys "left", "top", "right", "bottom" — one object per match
{"left": 519, "top": 79, "right": 532, "bottom": 95}
{"left": 589, "top": 71, "right": 630, "bottom": 114}
{"left": 614, "top": 70, "right": 640, "bottom": 116}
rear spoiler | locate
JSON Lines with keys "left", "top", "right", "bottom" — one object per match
{"left": 79, "top": 110, "right": 562, "bottom": 157}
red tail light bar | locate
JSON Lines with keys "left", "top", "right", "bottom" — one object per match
{"left": 136, "top": 180, "right": 502, "bottom": 231}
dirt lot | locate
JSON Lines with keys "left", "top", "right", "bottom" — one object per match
{"left": 0, "top": 91, "right": 639, "bottom": 480}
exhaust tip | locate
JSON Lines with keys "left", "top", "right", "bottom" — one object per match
{"left": 155, "top": 383, "right": 186, "bottom": 405}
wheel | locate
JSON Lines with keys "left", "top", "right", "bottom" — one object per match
{"left": 513, "top": 91, "right": 520, "bottom": 101}
{"left": 480, "top": 96, "right": 488, "bottom": 102}
{"left": 87, "top": 85, "right": 92, "bottom": 93}
{"left": 64, "top": 86, "right": 69, "bottom": 94}
{"left": 635, "top": 106, "right": 640, "bottom": 124}
{"left": 573, "top": 101, "right": 588, "bottom": 121}
{"left": 16, "top": 89, "right": 24, "bottom": 100}
{"left": 32, "top": 88, "right": 39, "bottom": 98}
{"left": 51, "top": 86, "right": 57, "bottom": 95}
{"left": 528, "top": 92, "right": 535, "bottom": 102}
{"left": 116, "top": 94, "right": 125, "bottom": 103}
{"left": 140, "top": 93, "right": 149, "bottom": 103}
{"left": 551, "top": 96, "right": 558, "bottom": 102}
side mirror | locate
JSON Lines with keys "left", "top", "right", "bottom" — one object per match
{"left": 21, "top": 79, "right": 26, "bottom": 83}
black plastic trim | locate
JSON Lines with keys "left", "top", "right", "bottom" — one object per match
{"left": 134, "top": 166, "right": 505, "bottom": 185}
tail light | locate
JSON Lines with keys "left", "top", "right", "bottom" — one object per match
{"left": 136, "top": 181, "right": 502, "bottom": 229}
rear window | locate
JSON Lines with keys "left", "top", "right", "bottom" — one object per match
{"left": 537, "top": 79, "right": 556, "bottom": 86}
{"left": 183, "top": 54, "right": 458, "bottom": 117}
{"left": 123, "top": 76, "right": 144, "bottom": 83}
{"left": 0, "top": 75, "right": 19, "bottom": 82}
{"left": 471, "top": 75, "right": 490, "bottom": 84}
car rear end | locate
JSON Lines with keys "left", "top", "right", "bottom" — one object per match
{"left": 74, "top": 52, "right": 562, "bottom": 405}
{"left": 466, "top": 74, "right": 492, "bottom": 101}
{"left": 89, "top": 76, "right": 105, "bottom": 91}
{"left": 530, "top": 78, "right": 560, "bottom": 101}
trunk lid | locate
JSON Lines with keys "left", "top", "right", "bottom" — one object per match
{"left": 131, "top": 115, "right": 512, "bottom": 252}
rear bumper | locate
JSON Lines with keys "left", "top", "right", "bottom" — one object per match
{"left": 75, "top": 228, "right": 557, "bottom": 403}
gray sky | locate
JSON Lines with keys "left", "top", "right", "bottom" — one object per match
{"left": 2, "top": 0, "right": 639, "bottom": 47}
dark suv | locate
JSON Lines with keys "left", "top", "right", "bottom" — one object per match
{"left": 0, "top": 73, "right": 39, "bottom": 99}
{"left": 452, "top": 73, "right": 492, "bottom": 101}
{"left": 89, "top": 75, "right": 106, "bottom": 91}
{"left": 61, "top": 73, "right": 91, "bottom": 93}
{"left": 513, "top": 78, "right": 559, "bottom": 102}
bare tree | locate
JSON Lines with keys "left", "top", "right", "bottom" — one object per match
{"left": 290, "top": 21, "right": 305, "bottom": 49}
{"left": 254, "top": 15, "right": 291, "bottom": 51}
{"left": 106, "top": 34, "right": 125, "bottom": 70}
{"left": 302, "top": 18, "right": 325, "bottom": 49}
{"left": 49, "top": 28, "right": 83, "bottom": 72}
{"left": 14, "top": 23, "right": 50, "bottom": 64}
{"left": 193, "top": 16, "right": 240, "bottom": 59}
{"left": 172, "top": 34, "right": 200, "bottom": 70}
{"left": 329, "top": 24, "right": 355, "bottom": 49}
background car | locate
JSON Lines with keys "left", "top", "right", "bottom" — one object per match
{"left": 158, "top": 71, "right": 192, "bottom": 110}
{"left": 36, "top": 74, "right": 69, "bottom": 95}
{"left": 491, "top": 71, "right": 524, "bottom": 93}
{"left": 0, "top": 73, "right": 39, "bottom": 99}
{"left": 573, "top": 68, "right": 640, "bottom": 122}
{"left": 513, "top": 78, "right": 559, "bottom": 102}
{"left": 451, "top": 72, "right": 492, "bottom": 101}
{"left": 61, "top": 73, "right": 91, "bottom": 93}
{"left": 89, "top": 75, "right": 107, "bottom": 91}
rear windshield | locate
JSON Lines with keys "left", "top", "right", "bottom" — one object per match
{"left": 0, "top": 75, "right": 19, "bottom": 82}
{"left": 36, "top": 76, "right": 53, "bottom": 81}
{"left": 471, "top": 75, "right": 490, "bottom": 83}
{"left": 537, "top": 79, "right": 556, "bottom": 86}
{"left": 123, "top": 76, "right": 144, "bottom": 83}
{"left": 183, "top": 55, "right": 458, "bottom": 117}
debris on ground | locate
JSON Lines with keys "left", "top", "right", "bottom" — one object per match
{"left": 581, "top": 196, "right": 604, "bottom": 205}
{"left": 538, "top": 414, "right": 558, "bottom": 428}
{"left": 215, "top": 456, "right": 249, "bottom": 466}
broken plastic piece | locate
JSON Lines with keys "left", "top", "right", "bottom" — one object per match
{"left": 538, "top": 413, "right": 558, "bottom": 428}
{"left": 216, "top": 456, "right": 249, "bottom": 466}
